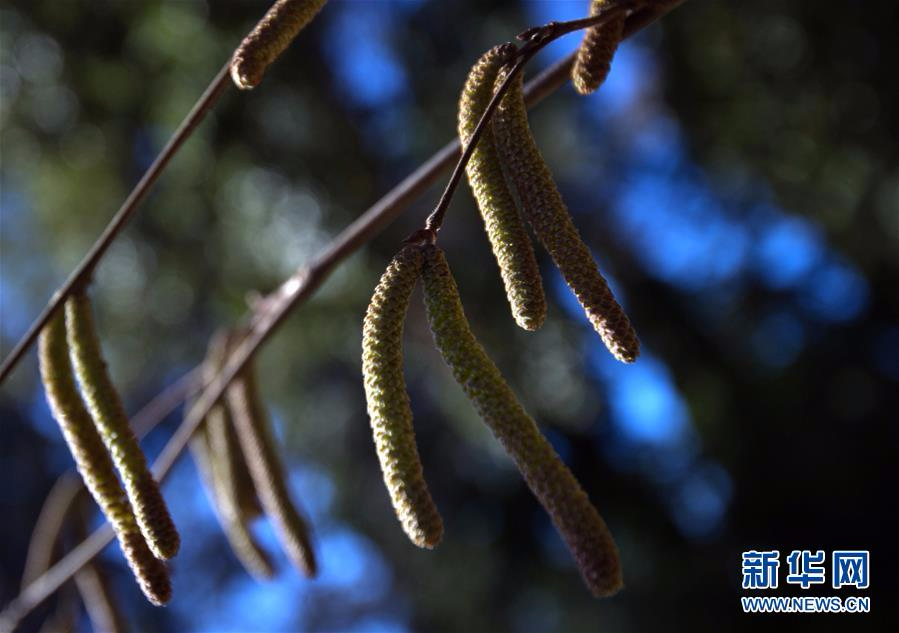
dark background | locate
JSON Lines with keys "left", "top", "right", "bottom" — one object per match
{"left": 1, "top": 1, "right": 897, "bottom": 631}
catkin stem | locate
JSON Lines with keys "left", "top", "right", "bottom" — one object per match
{"left": 362, "top": 246, "right": 444, "bottom": 549}
{"left": 38, "top": 311, "right": 171, "bottom": 606}
{"left": 421, "top": 246, "right": 622, "bottom": 597}
{"left": 459, "top": 45, "right": 547, "bottom": 332}
{"left": 493, "top": 69, "right": 640, "bottom": 363}
{"left": 230, "top": 0, "right": 329, "bottom": 89}
{"left": 65, "top": 292, "right": 180, "bottom": 560}
{"left": 227, "top": 363, "right": 317, "bottom": 576}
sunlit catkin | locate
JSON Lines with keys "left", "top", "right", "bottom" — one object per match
{"left": 362, "top": 246, "right": 444, "bottom": 549}
{"left": 230, "top": 0, "right": 329, "bottom": 89}
{"left": 493, "top": 69, "right": 640, "bottom": 363}
{"left": 65, "top": 292, "right": 180, "bottom": 560}
{"left": 572, "top": 0, "right": 625, "bottom": 95}
{"left": 227, "top": 363, "right": 317, "bottom": 576}
{"left": 421, "top": 245, "right": 623, "bottom": 597}
{"left": 459, "top": 45, "right": 546, "bottom": 331}
{"left": 38, "top": 311, "right": 171, "bottom": 605}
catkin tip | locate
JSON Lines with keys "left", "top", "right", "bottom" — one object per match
{"left": 230, "top": 0, "right": 328, "bottom": 90}
{"left": 572, "top": 1, "right": 625, "bottom": 96}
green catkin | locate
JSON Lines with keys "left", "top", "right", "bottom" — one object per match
{"left": 421, "top": 245, "right": 623, "bottom": 597}
{"left": 230, "top": 0, "right": 329, "bottom": 90}
{"left": 493, "top": 69, "right": 640, "bottom": 363}
{"left": 361, "top": 246, "right": 444, "bottom": 549}
{"left": 38, "top": 311, "right": 171, "bottom": 606}
{"left": 572, "top": 0, "right": 626, "bottom": 95}
{"left": 65, "top": 292, "right": 180, "bottom": 560}
{"left": 227, "top": 363, "right": 317, "bottom": 577}
{"left": 459, "top": 45, "right": 546, "bottom": 331}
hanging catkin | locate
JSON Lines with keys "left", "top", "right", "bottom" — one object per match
{"left": 189, "top": 333, "right": 274, "bottom": 580}
{"left": 421, "top": 245, "right": 623, "bottom": 597}
{"left": 362, "top": 245, "right": 444, "bottom": 549}
{"left": 38, "top": 311, "right": 171, "bottom": 605}
{"left": 230, "top": 0, "right": 329, "bottom": 90}
{"left": 492, "top": 69, "right": 640, "bottom": 363}
{"left": 227, "top": 361, "right": 317, "bottom": 577}
{"left": 459, "top": 45, "right": 546, "bottom": 332}
{"left": 572, "top": 0, "right": 626, "bottom": 95}
{"left": 65, "top": 292, "right": 180, "bottom": 560}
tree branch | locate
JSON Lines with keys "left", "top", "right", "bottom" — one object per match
{"left": 1, "top": 2, "right": 683, "bottom": 626}
{"left": 0, "top": 65, "right": 232, "bottom": 384}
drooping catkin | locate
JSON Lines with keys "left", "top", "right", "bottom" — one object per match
{"left": 459, "top": 45, "right": 546, "bottom": 332}
{"left": 38, "top": 311, "right": 171, "bottom": 606}
{"left": 421, "top": 245, "right": 623, "bottom": 597}
{"left": 188, "top": 331, "right": 272, "bottom": 579}
{"left": 230, "top": 0, "right": 329, "bottom": 90}
{"left": 190, "top": 406, "right": 275, "bottom": 580}
{"left": 493, "top": 69, "right": 640, "bottom": 363}
{"left": 572, "top": 0, "right": 626, "bottom": 95}
{"left": 361, "top": 246, "right": 444, "bottom": 549}
{"left": 227, "top": 362, "right": 317, "bottom": 577}
{"left": 65, "top": 292, "right": 180, "bottom": 560}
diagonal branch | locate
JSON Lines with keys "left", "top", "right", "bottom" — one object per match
{"left": 0, "top": 65, "right": 232, "bottom": 384}
{"left": 1, "top": 2, "right": 684, "bottom": 627}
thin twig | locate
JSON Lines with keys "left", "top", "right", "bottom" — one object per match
{"left": 2, "top": 3, "right": 682, "bottom": 625}
{"left": 0, "top": 64, "right": 232, "bottom": 384}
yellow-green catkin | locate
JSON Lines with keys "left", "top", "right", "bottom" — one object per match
{"left": 362, "top": 246, "right": 444, "bottom": 549}
{"left": 227, "top": 362, "right": 317, "bottom": 577}
{"left": 493, "top": 69, "right": 640, "bottom": 363}
{"left": 230, "top": 0, "right": 329, "bottom": 89}
{"left": 421, "top": 245, "right": 623, "bottom": 597}
{"left": 459, "top": 45, "right": 546, "bottom": 331}
{"left": 65, "top": 292, "right": 180, "bottom": 560}
{"left": 38, "top": 311, "right": 171, "bottom": 606}
{"left": 572, "top": 0, "right": 626, "bottom": 95}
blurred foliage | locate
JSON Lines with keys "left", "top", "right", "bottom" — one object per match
{"left": 1, "top": 1, "right": 897, "bottom": 632}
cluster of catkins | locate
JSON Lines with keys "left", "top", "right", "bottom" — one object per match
{"left": 361, "top": 2, "right": 636, "bottom": 598}
{"left": 188, "top": 331, "right": 316, "bottom": 581}
{"left": 32, "top": 0, "right": 331, "bottom": 608}
{"left": 38, "top": 292, "right": 179, "bottom": 605}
